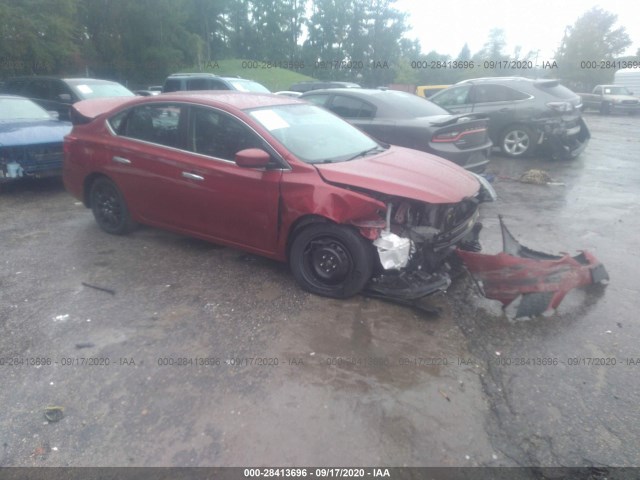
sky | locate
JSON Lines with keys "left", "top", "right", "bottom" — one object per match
{"left": 395, "top": 0, "right": 639, "bottom": 60}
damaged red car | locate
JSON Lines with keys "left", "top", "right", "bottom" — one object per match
{"left": 63, "top": 92, "right": 496, "bottom": 303}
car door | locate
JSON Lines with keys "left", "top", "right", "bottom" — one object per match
{"left": 106, "top": 103, "right": 283, "bottom": 254}
{"left": 179, "top": 106, "right": 283, "bottom": 253}
{"left": 468, "top": 84, "right": 531, "bottom": 139}
{"left": 105, "top": 102, "right": 200, "bottom": 229}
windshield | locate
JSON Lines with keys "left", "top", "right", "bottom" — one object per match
{"left": 0, "top": 97, "right": 51, "bottom": 120}
{"left": 603, "top": 86, "right": 633, "bottom": 95}
{"left": 228, "top": 80, "right": 270, "bottom": 93}
{"left": 68, "top": 81, "right": 134, "bottom": 99}
{"left": 248, "top": 104, "right": 381, "bottom": 164}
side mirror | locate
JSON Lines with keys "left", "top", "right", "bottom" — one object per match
{"left": 235, "top": 148, "right": 271, "bottom": 168}
{"left": 58, "top": 93, "right": 72, "bottom": 102}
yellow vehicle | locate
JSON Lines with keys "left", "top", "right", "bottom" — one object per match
{"left": 416, "top": 85, "right": 451, "bottom": 98}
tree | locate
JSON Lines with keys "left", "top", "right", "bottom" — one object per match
{"left": 456, "top": 43, "right": 471, "bottom": 62}
{"left": 0, "top": 0, "right": 80, "bottom": 76}
{"left": 555, "top": 7, "right": 631, "bottom": 89}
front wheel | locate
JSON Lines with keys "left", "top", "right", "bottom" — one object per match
{"left": 289, "top": 223, "right": 374, "bottom": 298}
{"left": 499, "top": 125, "right": 536, "bottom": 158}
{"left": 89, "top": 177, "right": 136, "bottom": 235}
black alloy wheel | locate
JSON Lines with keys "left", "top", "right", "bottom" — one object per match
{"left": 89, "top": 177, "right": 136, "bottom": 235}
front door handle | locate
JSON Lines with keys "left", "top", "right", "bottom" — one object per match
{"left": 182, "top": 172, "right": 204, "bottom": 181}
{"left": 112, "top": 156, "right": 131, "bottom": 165}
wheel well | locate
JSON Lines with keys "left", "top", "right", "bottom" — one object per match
{"left": 499, "top": 123, "right": 533, "bottom": 138}
{"left": 83, "top": 173, "right": 110, "bottom": 207}
{"left": 285, "top": 215, "right": 333, "bottom": 259}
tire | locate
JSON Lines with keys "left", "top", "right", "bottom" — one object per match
{"left": 600, "top": 102, "right": 611, "bottom": 115}
{"left": 499, "top": 125, "right": 536, "bottom": 158}
{"left": 89, "top": 177, "right": 136, "bottom": 235}
{"left": 289, "top": 223, "right": 374, "bottom": 298}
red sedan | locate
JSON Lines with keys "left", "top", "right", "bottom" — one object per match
{"left": 63, "top": 92, "right": 495, "bottom": 301}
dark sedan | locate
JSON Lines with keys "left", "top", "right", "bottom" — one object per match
{"left": 0, "top": 95, "right": 72, "bottom": 182}
{"left": 300, "top": 89, "right": 492, "bottom": 172}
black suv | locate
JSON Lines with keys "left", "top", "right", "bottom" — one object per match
{"left": 430, "top": 77, "right": 590, "bottom": 159}
{"left": 1, "top": 77, "right": 134, "bottom": 120}
{"left": 162, "top": 73, "right": 270, "bottom": 93}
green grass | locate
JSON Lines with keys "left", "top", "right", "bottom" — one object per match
{"left": 181, "top": 58, "right": 316, "bottom": 91}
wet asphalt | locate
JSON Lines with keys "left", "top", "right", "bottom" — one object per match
{"left": 0, "top": 112, "right": 638, "bottom": 469}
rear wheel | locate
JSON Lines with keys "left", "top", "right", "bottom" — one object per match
{"left": 499, "top": 125, "right": 535, "bottom": 158}
{"left": 89, "top": 177, "right": 136, "bottom": 235}
{"left": 289, "top": 224, "right": 374, "bottom": 298}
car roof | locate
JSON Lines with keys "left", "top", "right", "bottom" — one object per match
{"left": 455, "top": 76, "right": 544, "bottom": 85}
{"left": 302, "top": 88, "right": 412, "bottom": 98}
{"left": 73, "top": 91, "right": 303, "bottom": 121}
{"left": 146, "top": 91, "right": 300, "bottom": 109}
{"left": 1, "top": 94, "right": 32, "bottom": 100}
{"left": 6, "top": 76, "right": 123, "bottom": 83}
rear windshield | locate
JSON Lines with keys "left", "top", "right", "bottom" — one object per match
{"left": 227, "top": 80, "right": 270, "bottom": 93}
{"left": 380, "top": 91, "right": 450, "bottom": 117}
{"left": 534, "top": 81, "right": 577, "bottom": 100}
{"left": 67, "top": 80, "right": 134, "bottom": 99}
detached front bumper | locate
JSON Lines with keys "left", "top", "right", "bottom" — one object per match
{"left": 456, "top": 216, "right": 609, "bottom": 318}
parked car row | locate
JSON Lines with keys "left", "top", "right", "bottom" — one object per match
{"left": 1, "top": 72, "right": 591, "bottom": 305}
{"left": 300, "top": 88, "right": 492, "bottom": 172}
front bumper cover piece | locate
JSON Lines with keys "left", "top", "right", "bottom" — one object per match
{"left": 456, "top": 216, "right": 609, "bottom": 318}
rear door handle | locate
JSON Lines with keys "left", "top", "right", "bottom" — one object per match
{"left": 182, "top": 172, "right": 204, "bottom": 181}
{"left": 112, "top": 156, "right": 131, "bottom": 165}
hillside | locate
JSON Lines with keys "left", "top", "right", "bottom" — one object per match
{"left": 182, "top": 59, "right": 316, "bottom": 91}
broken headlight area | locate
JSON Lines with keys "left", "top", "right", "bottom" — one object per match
{"left": 535, "top": 116, "right": 591, "bottom": 160}
{"left": 456, "top": 216, "right": 609, "bottom": 318}
{"left": 363, "top": 198, "right": 482, "bottom": 307}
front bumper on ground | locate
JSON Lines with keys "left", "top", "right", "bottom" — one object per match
{"left": 456, "top": 216, "right": 609, "bottom": 318}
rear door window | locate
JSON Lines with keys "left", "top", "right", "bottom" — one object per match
{"left": 472, "top": 84, "right": 529, "bottom": 103}
{"left": 113, "top": 104, "right": 186, "bottom": 149}
{"left": 431, "top": 85, "right": 471, "bottom": 107}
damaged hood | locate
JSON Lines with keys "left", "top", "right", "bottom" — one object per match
{"left": 0, "top": 120, "right": 72, "bottom": 147}
{"left": 315, "top": 146, "right": 480, "bottom": 204}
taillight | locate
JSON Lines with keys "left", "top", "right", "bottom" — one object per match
{"left": 432, "top": 128, "right": 487, "bottom": 143}
{"left": 63, "top": 135, "right": 77, "bottom": 156}
{"left": 546, "top": 101, "right": 574, "bottom": 112}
